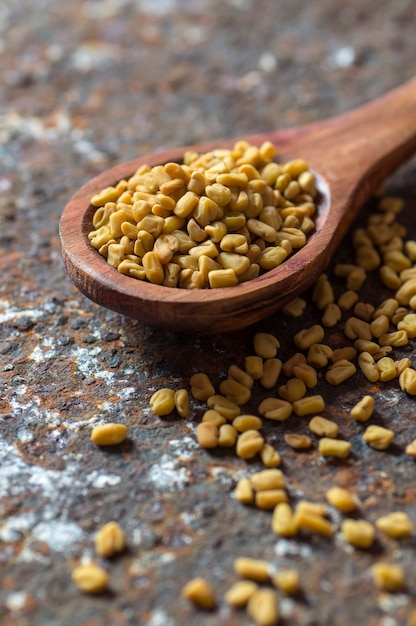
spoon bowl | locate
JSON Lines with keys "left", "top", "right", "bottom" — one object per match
{"left": 60, "top": 78, "right": 416, "bottom": 333}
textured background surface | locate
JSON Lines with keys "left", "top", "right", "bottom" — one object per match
{"left": 1, "top": 1, "right": 416, "bottom": 625}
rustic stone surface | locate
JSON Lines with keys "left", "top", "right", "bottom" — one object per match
{"left": 1, "top": 1, "right": 416, "bottom": 625}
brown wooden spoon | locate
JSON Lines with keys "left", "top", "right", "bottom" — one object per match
{"left": 60, "top": 77, "right": 416, "bottom": 334}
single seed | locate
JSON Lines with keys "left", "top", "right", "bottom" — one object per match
{"left": 246, "top": 588, "right": 279, "bottom": 626}
{"left": 254, "top": 333, "right": 280, "bottom": 359}
{"left": 95, "top": 521, "right": 125, "bottom": 557}
{"left": 150, "top": 388, "right": 176, "bottom": 415}
{"left": 250, "top": 469, "right": 285, "bottom": 491}
{"left": 271, "top": 502, "right": 298, "bottom": 537}
{"left": 224, "top": 580, "right": 258, "bottom": 608}
{"left": 91, "top": 423, "right": 127, "bottom": 446}
{"left": 181, "top": 578, "right": 216, "bottom": 610}
{"left": 375, "top": 511, "right": 413, "bottom": 538}
{"left": 363, "top": 424, "right": 394, "bottom": 450}
{"left": 372, "top": 563, "right": 405, "bottom": 592}
{"left": 308, "top": 416, "right": 339, "bottom": 438}
{"left": 234, "top": 557, "right": 270, "bottom": 582}
{"left": 71, "top": 563, "right": 109, "bottom": 594}
{"left": 319, "top": 438, "right": 351, "bottom": 459}
{"left": 350, "top": 395, "right": 374, "bottom": 422}
{"left": 190, "top": 373, "right": 215, "bottom": 400}
{"left": 272, "top": 570, "right": 300, "bottom": 595}
{"left": 341, "top": 519, "right": 375, "bottom": 549}
{"left": 292, "top": 395, "right": 325, "bottom": 416}
{"left": 284, "top": 433, "right": 312, "bottom": 450}
{"left": 235, "top": 477, "right": 255, "bottom": 504}
{"left": 325, "top": 487, "right": 357, "bottom": 513}
{"left": 196, "top": 422, "right": 219, "bottom": 448}
{"left": 236, "top": 430, "right": 265, "bottom": 459}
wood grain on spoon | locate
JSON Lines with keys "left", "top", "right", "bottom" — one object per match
{"left": 60, "top": 77, "right": 416, "bottom": 334}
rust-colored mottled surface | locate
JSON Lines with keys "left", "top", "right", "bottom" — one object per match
{"left": 1, "top": 2, "right": 416, "bottom": 625}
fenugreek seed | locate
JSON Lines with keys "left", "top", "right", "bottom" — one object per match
{"left": 218, "top": 423, "right": 238, "bottom": 447}
{"left": 245, "top": 355, "right": 264, "bottom": 380}
{"left": 71, "top": 563, "right": 109, "bottom": 594}
{"left": 271, "top": 502, "right": 297, "bottom": 537}
{"left": 190, "top": 372, "right": 215, "bottom": 401}
{"left": 95, "top": 521, "right": 125, "bottom": 557}
{"left": 353, "top": 339, "right": 381, "bottom": 354}
{"left": 278, "top": 377, "right": 307, "bottom": 402}
{"left": 373, "top": 297, "right": 399, "bottom": 319}
{"left": 377, "top": 356, "right": 397, "bottom": 381}
{"left": 343, "top": 317, "right": 372, "bottom": 341}
{"left": 260, "top": 444, "right": 281, "bottom": 468}
{"left": 284, "top": 434, "right": 312, "bottom": 450}
{"left": 255, "top": 489, "right": 288, "bottom": 509}
{"left": 196, "top": 422, "right": 219, "bottom": 449}
{"left": 325, "top": 359, "right": 356, "bottom": 385}
{"left": 399, "top": 368, "right": 416, "bottom": 394}
{"left": 312, "top": 274, "right": 334, "bottom": 310}
{"left": 372, "top": 563, "right": 405, "bottom": 592}
{"left": 355, "top": 245, "right": 381, "bottom": 270}
{"left": 325, "top": 487, "right": 357, "bottom": 513}
{"left": 181, "top": 578, "right": 216, "bottom": 610}
{"left": 395, "top": 278, "right": 416, "bottom": 305}
{"left": 331, "top": 346, "right": 357, "bottom": 362}
{"left": 174, "top": 389, "right": 190, "bottom": 417}
{"left": 281, "top": 297, "right": 307, "bottom": 317}
{"left": 292, "top": 363, "right": 318, "bottom": 388}
{"left": 272, "top": 570, "right": 300, "bottom": 595}
{"left": 207, "top": 394, "right": 241, "bottom": 419}
{"left": 233, "top": 414, "right": 263, "bottom": 432}
{"left": 224, "top": 580, "right": 258, "bottom": 607}
{"left": 91, "top": 423, "right": 127, "bottom": 446}
{"left": 375, "top": 511, "right": 413, "bottom": 538}
{"left": 234, "top": 557, "right": 270, "bottom": 582}
{"left": 292, "top": 395, "right": 325, "bottom": 416}
{"left": 208, "top": 267, "right": 239, "bottom": 288}
{"left": 379, "top": 329, "right": 408, "bottom": 347}
{"left": 220, "top": 378, "right": 251, "bottom": 405}
{"left": 293, "top": 324, "right": 325, "bottom": 350}
{"left": 202, "top": 409, "right": 226, "bottom": 427}
{"left": 229, "top": 364, "right": 254, "bottom": 389}
{"left": 350, "top": 395, "right": 374, "bottom": 422}
{"left": 358, "top": 352, "right": 380, "bottom": 383}
{"left": 319, "top": 437, "right": 351, "bottom": 459}
{"left": 282, "top": 352, "right": 307, "bottom": 376}
{"left": 260, "top": 358, "right": 283, "bottom": 388}
{"left": 370, "top": 314, "right": 390, "bottom": 338}
{"left": 254, "top": 333, "right": 280, "bottom": 359}
{"left": 250, "top": 469, "right": 285, "bottom": 491}
{"left": 307, "top": 344, "right": 333, "bottom": 368}
{"left": 338, "top": 290, "right": 359, "bottom": 311}
{"left": 341, "top": 519, "right": 375, "bottom": 549}
{"left": 308, "top": 416, "right": 339, "bottom": 438}
{"left": 363, "top": 425, "right": 394, "bottom": 450}
{"left": 236, "top": 430, "right": 265, "bottom": 459}
{"left": 294, "top": 508, "right": 333, "bottom": 537}
{"left": 235, "top": 477, "right": 255, "bottom": 504}
{"left": 406, "top": 439, "right": 416, "bottom": 458}
{"left": 258, "top": 397, "right": 292, "bottom": 421}
{"left": 150, "top": 388, "right": 176, "bottom": 416}
{"left": 398, "top": 313, "right": 416, "bottom": 338}
{"left": 394, "top": 357, "right": 412, "bottom": 376}
{"left": 246, "top": 588, "right": 279, "bottom": 626}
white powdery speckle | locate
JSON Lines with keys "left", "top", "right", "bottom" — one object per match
{"left": 5, "top": 591, "right": 28, "bottom": 612}
{"left": 147, "top": 454, "right": 190, "bottom": 491}
{"left": 73, "top": 346, "right": 115, "bottom": 384}
{"left": 275, "top": 538, "right": 313, "bottom": 559}
{"left": 88, "top": 471, "right": 122, "bottom": 488}
{"left": 32, "top": 520, "right": 85, "bottom": 552}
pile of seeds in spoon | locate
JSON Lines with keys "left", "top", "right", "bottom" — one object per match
{"left": 88, "top": 141, "right": 317, "bottom": 288}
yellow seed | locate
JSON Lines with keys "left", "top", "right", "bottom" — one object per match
{"left": 284, "top": 434, "right": 312, "bottom": 450}
{"left": 398, "top": 313, "right": 416, "bottom": 338}
{"left": 236, "top": 430, "right": 265, "bottom": 459}
{"left": 358, "top": 352, "right": 380, "bottom": 382}
{"left": 331, "top": 346, "right": 358, "bottom": 362}
{"left": 394, "top": 357, "right": 412, "bottom": 376}
{"left": 245, "top": 355, "right": 264, "bottom": 380}
{"left": 272, "top": 570, "right": 300, "bottom": 595}
{"left": 254, "top": 333, "right": 280, "bottom": 359}
{"left": 377, "top": 356, "right": 397, "bottom": 381}
{"left": 338, "top": 289, "right": 359, "bottom": 311}
{"left": 91, "top": 186, "right": 121, "bottom": 206}
{"left": 281, "top": 297, "right": 307, "bottom": 317}
{"left": 282, "top": 352, "right": 307, "bottom": 377}
{"left": 278, "top": 377, "right": 307, "bottom": 402}
{"left": 292, "top": 395, "right": 325, "bottom": 417}
{"left": 95, "top": 521, "right": 125, "bottom": 557}
{"left": 325, "top": 359, "right": 356, "bottom": 385}
{"left": 375, "top": 511, "right": 413, "bottom": 538}
{"left": 319, "top": 438, "right": 351, "bottom": 459}
{"left": 350, "top": 395, "right": 374, "bottom": 422}
{"left": 293, "top": 508, "right": 333, "bottom": 537}
{"left": 208, "top": 267, "right": 239, "bottom": 288}
{"left": 363, "top": 425, "right": 394, "bottom": 450}
{"left": 150, "top": 388, "right": 176, "bottom": 416}
{"left": 399, "top": 368, "right": 416, "bottom": 394}
{"left": 260, "top": 444, "right": 281, "bottom": 468}
{"left": 218, "top": 423, "right": 238, "bottom": 447}
{"left": 406, "top": 439, "right": 416, "bottom": 457}
{"left": 307, "top": 344, "right": 333, "bottom": 368}
{"left": 250, "top": 469, "right": 285, "bottom": 491}
{"left": 207, "top": 394, "right": 241, "bottom": 419}
{"left": 308, "top": 416, "right": 339, "bottom": 438}
{"left": 234, "top": 557, "right": 270, "bottom": 582}
{"left": 174, "top": 389, "right": 190, "bottom": 417}
{"left": 190, "top": 372, "right": 215, "bottom": 401}
{"left": 224, "top": 580, "right": 258, "bottom": 607}
{"left": 341, "top": 519, "right": 375, "bottom": 549}
{"left": 325, "top": 487, "right": 357, "bottom": 513}
{"left": 91, "top": 423, "right": 127, "bottom": 446}
{"left": 71, "top": 563, "right": 109, "bottom": 594}
{"left": 196, "top": 422, "right": 219, "bottom": 448}
{"left": 234, "top": 477, "right": 255, "bottom": 504}
{"left": 293, "top": 324, "right": 325, "bottom": 350}
{"left": 181, "top": 578, "right": 216, "bottom": 610}
{"left": 372, "top": 563, "right": 405, "bottom": 592}
{"left": 246, "top": 588, "right": 279, "bottom": 626}
{"left": 260, "top": 358, "right": 283, "bottom": 389}
{"left": 321, "top": 302, "right": 342, "bottom": 328}
{"left": 258, "top": 397, "right": 292, "bottom": 421}
{"left": 255, "top": 489, "right": 288, "bottom": 509}
{"left": 220, "top": 378, "right": 251, "bottom": 405}
{"left": 233, "top": 414, "right": 263, "bottom": 432}
{"left": 379, "top": 330, "right": 408, "bottom": 347}
{"left": 292, "top": 363, "right": 318, "bottom": 388}
{"left": 202, "top": 409, "right": 226, "bottom": 427}
{"left": 271, "top": 502, "right": 297, "bottom": 537}
{"left": 228, "top": 364, "right": 254, "bottom": 389}
{"left": 343, "top": 317, "right": 372, "bottom": 341}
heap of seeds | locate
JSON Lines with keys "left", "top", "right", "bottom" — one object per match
{"left": 88, "top": 141, "right": 317, "bottom": 288}
{"left": 148, "top": 190, "right": 416, "bottom": 623}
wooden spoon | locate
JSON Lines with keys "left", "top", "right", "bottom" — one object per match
{"left": 60, "top": 77, "right": 416, "bottom": 334}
